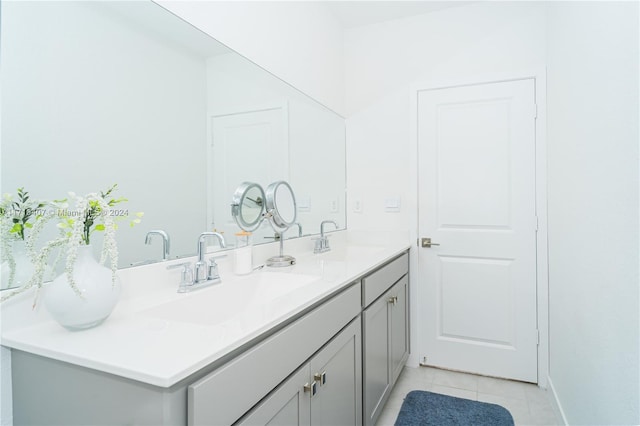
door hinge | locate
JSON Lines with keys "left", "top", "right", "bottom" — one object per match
{"left": 535, "top": 215, "right": 539, "bottom": 232}
{"left": 536, "top": 329, "right": 540, "bottom": 345}
{"left": 532, "top": 103, "right": 538, "bottom": 119}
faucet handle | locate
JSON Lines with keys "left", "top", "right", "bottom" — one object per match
{"left": 207, "top": 259, "right": 220, "bottom": 281}
{"left": 167, "top": 262, "right": 194, "bottom": 291}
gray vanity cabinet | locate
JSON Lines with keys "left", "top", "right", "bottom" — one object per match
{"left": 362, "top": 253, "right": 409, "bottom": 426}
{"left": 238, "top": 317, "right": 362, "bottom": 426}
{"left": 8, "top": 250, "right": 411, "bottom": 426}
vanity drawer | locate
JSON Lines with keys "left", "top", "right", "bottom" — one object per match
{"left": 362, "top": 252, "right": 408, "bottom": 308}
{"left": 188, "top": 282, "right": 361, "bottom": 426}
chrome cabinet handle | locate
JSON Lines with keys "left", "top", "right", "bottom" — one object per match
{"left": 388, "top": 296, "right": 398, "bottom": 305}
{"left": 314, "top": 371, "right": 327, "bottom": 385}
{"left": 304, "top": 381, "right": 318, "bottom": 396}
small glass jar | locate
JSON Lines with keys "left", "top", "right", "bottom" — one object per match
{"left": 233, "top": 231, "right": 253, "bottom": 275}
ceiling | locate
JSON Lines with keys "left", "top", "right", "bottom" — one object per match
{"left": 323, "top": 1, "right": 477, "bottom": 29}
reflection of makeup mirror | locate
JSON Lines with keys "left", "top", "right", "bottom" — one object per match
{"left": 231, "top": 182, "right": 265, "bottom": 232}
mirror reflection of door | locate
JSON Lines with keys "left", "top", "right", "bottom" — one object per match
{"left": 209, "top": 105, "right": 289, "bottom": 244}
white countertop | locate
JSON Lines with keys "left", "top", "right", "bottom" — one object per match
{"left": 1, "top": 232, "right": 409, "bottom": 388}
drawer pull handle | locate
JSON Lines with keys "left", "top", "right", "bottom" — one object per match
{"left": 388, "top": 296, "right": 398, "bottom": 305}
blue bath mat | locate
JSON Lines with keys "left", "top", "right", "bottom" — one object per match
{"left": 395, "top": 390, "right": 514, "bottom": 425}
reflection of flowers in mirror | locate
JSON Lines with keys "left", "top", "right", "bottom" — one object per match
{"left": 0, "top": 184, "right": 143, "bottom": 307}
{"left": 0, "top": 188, "right": 48, "bottom": 290}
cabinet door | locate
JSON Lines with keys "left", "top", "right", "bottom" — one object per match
{"left": 237, "top": 366, "right": 311, "bottom": 426}
{"left": 310, "top": 318, "right": 362, "bottom": 426}
{"left": 363, "top": 295, "right": 391, "bottom": 426}
{"left": 390, "top": 276, "right": 409, "bottom": 384}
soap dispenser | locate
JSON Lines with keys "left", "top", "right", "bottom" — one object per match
{"left": 233, "top": 231, "right": 253, "bottom": 275}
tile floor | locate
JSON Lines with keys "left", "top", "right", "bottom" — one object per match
{"left": 376, "top": 366, "right": 563, "bottom": 425}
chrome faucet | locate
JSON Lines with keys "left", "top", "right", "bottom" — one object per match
{"left": 314, "top": 220, "right": 338, "bottom": 254}
{"left": 145, "top": 230, "right": 170, "bottom": 260}
{"left": 195, "top": 232, "right": 226, "bottom": 284}
{"left": 166, "top": 232, "right": 226, "bottom": 293}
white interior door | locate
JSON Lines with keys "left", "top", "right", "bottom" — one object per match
{"left": 209, "top": 107, "right": 288, "bottom": 238}
{"left": 417, "top": 79, "right": 538, "bottom": 383}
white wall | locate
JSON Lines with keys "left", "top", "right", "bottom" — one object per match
{"left": 546, "top": 2, "right": 639, "bottom": 424}
{"left": 346, "top": 1, "right": 639, "bottom": 424}
{"left": 344, "top": 1, "right": 546, "bottom": 235}
{"left": 155, "top": 0, "right": 345, "bottom": 116}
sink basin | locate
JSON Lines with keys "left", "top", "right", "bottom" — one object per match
{"left": 141, "top": 272, "right": 319, "bottom": 326}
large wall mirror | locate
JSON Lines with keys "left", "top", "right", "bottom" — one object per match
{"left": 0, "top": 0, "right": 346, "bottom": 288}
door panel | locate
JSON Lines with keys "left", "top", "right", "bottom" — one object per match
{"left": 363, "top": 297, "right": 390, "bottom": 426}
{"left": 237, "top": 366, "right": 310, "bottom": 426}
{"left": 418, "top": 79, "right": 537, "bottom": 383}
{"left": 390, "top": 277, "right": 409, "bottom": 383}
{"left": 310, "top": 318, "right": 361, "bottom": 426}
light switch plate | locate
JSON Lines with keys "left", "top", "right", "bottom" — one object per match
{"left": 384, "top": 197, "right": 401, "bottom": 212}
{"left": 298, "top": 196, "right": 311, "bottom": 212}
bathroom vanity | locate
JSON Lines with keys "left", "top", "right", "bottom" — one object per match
{"left": 2, "top": 237, "right": 409, "bottom": 426}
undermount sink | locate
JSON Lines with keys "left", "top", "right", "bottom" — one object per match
{"left": 140, "top": 272, "right": 319, "bottom": 326}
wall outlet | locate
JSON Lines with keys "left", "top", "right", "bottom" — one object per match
{"left": 330, "top": 198, "right": 339, "bottom": 213}
{"left": 353, "top": 199, "right": 363, "bottom": 213}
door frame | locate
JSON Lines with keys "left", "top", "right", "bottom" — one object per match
{"left": 408, "top": 69, "right": 549, "bottom": 388}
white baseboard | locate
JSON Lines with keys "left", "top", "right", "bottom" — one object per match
{"left": 547, "top": 376, "right": 568, "bottom": 425}
{"left": 406, "top": 353, "right": 420, "bottom": 368}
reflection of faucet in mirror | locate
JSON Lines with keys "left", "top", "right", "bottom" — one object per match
{"left": 145, "top": 230, "right": 171, "bottom": 261}
{"left": 293, "top": 223, "right": 303, "bottom": 237}
{"left": 195, "top": 232, "right": 226, "bottom": 284}
{"left": 314, "top": 220, "right": 338, "bottom": 254}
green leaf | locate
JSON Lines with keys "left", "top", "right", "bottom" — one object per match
{"left": 95, "top": 224, "right": 105, "bottom": 231}
{"left": 24, "top": 223, "right": 33, "bottom": 229}
{"left": 10, "top": 223, "right": 22, "bottom": 233}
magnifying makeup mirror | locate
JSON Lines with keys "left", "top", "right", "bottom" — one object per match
{"left": 231, "top": 180, "right": 298, "bottom": 267}
{"left": 263, "top": 181, "right": 297, "bottom": 267}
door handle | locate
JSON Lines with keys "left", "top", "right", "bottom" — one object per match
{"left": 420, "top": 238, "right": 440, "bottom": 248}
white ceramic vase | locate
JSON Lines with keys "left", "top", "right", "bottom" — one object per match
{"left": 45, "top": 245, "right": 121, "bottom": 331}
{"left": 1, "top": 240, "right": 35, "bottom": 290}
